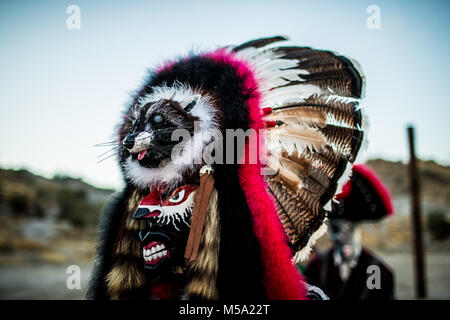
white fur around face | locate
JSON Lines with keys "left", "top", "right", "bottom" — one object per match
{"left": 123, "top": 83, "right": 221, "bottom": 190}
{"left": 124, "top": 157, "right": 185, "bottom": 189}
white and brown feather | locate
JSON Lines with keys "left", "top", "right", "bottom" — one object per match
{"left": 235, "top": 36, "right": 366, "bottom": 261}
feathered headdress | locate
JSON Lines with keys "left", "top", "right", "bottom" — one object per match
{"left": 88, "top": 36, "right": 366, "bottom": 300}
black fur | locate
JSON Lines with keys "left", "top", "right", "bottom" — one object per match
{"left": 213, "top": 164, "right": 266, "bottom": 299}
{"left": 86, "top": 187, "right": 131, "bottom": 299}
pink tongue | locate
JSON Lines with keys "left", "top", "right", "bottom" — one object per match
{"left": 138, "top": 150, "right": 147, "bottom": 161}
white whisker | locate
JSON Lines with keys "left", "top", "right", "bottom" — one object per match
{"left": 97, "top": 146, "right": 121, "bottom": 158}
{"left": 97, "top": 152, "right": 119, "bottom": 163}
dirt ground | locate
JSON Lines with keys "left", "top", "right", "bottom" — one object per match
{"left": 0, "top": 251, "right": 448, "bottom": 300}
{"left": 0, "top": 263, "right": 92, "bottom": 299}
{"left": 377, "top": 251, "right": 450, "bottom": 299}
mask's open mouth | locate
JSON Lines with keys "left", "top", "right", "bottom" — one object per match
{"left": 137, "top": 149, "right": 147, "bottom": 161}
{"left": 130, "top": 149, "right": 148, "bottom": 161}
{"left": 143, "top": 240, "right": 170, "bottom": 265}
{"left": 127, "top": 144, "right": 173, "bottom": 169}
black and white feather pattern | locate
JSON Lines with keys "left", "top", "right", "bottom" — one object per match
{"left": 234, "top": 36, "right": 366, "bottom": 262}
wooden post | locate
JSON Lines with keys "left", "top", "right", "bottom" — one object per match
{"left": 407, "top": 126, "right": 427, "bottom": 299}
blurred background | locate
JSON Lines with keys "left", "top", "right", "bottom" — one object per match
{"left": 0, "top": 0, "right": 448, "bottom": 299}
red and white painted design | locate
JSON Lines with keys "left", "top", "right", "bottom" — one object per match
{"left": 134, "top": 185, "right": 197, "bottom": 230}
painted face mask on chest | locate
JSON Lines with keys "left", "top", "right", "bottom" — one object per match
{"left": 133, "top": 184, "right": 197, "bottom": 273}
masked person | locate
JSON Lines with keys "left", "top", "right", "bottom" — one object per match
{"left": 304, "top": 164, "right": 395, "bottom": 300}
{"left": 87, "top": 36, "right": 366, "bottom": 300}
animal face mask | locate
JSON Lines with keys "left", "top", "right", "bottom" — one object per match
{"left": 118, "top": 88, "right": 219, "bottom": 190}
{"left": 133, "top": 184, "right": 197, "bottom": 273}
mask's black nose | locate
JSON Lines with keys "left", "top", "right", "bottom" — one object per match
{"left": 123, "top": 133, "right": 138, "bottom": 149}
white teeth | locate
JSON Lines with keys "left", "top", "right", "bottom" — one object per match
{"left": 143, "top": 244, "right": 169, "bottom": 262}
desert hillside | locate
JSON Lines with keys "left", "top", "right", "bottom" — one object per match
{"left": 366, "top": 159, "right": 450, "bottom": 213}
{"left": 0, "top": 168, "right": 113, "bottom": 264}
{"left": 1, "top": 158, "right": 448, "bottom": 220}
{"left": 0, "top": 168, "right": 113, "bottom": 228}
{"left": 309, "top": 159, "right": 450, "bottom": 253}
{"left": 1, "top": 159, "right": 449, "bottom": 254}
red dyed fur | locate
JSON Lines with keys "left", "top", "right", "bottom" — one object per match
{"left": 205, "top": 49, "right": 307, "bottom": 300}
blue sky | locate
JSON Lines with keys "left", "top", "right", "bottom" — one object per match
{"left": 0, "top": 0, "right": 449, "bottom": 189}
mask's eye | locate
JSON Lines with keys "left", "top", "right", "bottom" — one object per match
{"left": 152, "top": 114, "right": 163, "bottom": 124}
{"left": 168, "top": 189, "right": 185, "bottom": 203}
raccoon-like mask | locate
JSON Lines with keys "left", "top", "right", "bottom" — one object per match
{"left": 119, "top": 86, "right": 220, "bottom": 189}
{"left": 121, "top": 94, "right": 200, "bottom": 168}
